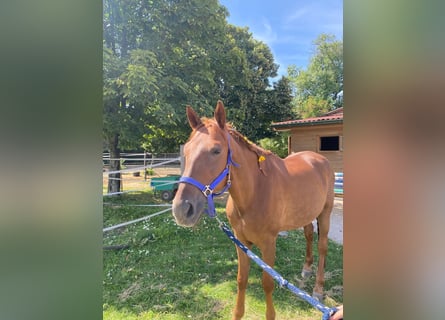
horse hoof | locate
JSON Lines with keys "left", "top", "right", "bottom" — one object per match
{"left": 301, "top": 269, "right": 312, "bottom": 279}
{"left": 312, "top": 292, "right": 324, "bottom": 302}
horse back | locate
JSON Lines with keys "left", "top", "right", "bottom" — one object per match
{"left": 283, "top": 151, "right": 334, "bottom": 194}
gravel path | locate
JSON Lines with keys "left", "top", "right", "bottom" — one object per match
{"left": 328, "top": 197, "right": 343, "bottom": 245}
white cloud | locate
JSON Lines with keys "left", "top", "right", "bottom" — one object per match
{"left": 283, "top": 2, "right": 342, "bottom": 38}
{"left": 286, "top": 7, "right": 310, "bottom": 23}
{"left": 253, "top": 18, "right": 278, "bottom": 44}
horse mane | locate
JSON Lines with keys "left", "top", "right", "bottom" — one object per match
{"left": 189, "top": 118, "right": 274, "bottom": 175}
{"left": 226, "top": 124, "right": 273, "bottom": 176}
{"left": 227, "top": 125, "right": 271, "bottom": 156}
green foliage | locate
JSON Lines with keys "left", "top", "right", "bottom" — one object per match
{"left": 235, "top": 77, "right": 296, "bottom": 141}
{"left": 218, "top": 26, "right": 296, "bottom": 142}
{"left": 258, "top": 132, "right": 290, "bottom": 158}
{"left": 297, "top": 96, "right": 332, "bottom": 119}
{"left": 103, "top": 0, "right": 294, "bottom": 154}
{"left": 103, "top": 0, "right": 226, "bottom": 153}
{"left": 103, "top": 192, "right": 343, "bottom": 319}
{"left": 288, "top": 34, "right": 343, "bottom": 118}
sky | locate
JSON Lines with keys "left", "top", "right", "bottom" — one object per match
{"left": 219, "top": 0, "right": 343, "bottom": 80}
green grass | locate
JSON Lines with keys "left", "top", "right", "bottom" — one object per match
{"left": 103, "top": 192, "right": 343, "bottom": 319}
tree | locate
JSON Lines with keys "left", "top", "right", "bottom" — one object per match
{"left": 103, "top": 0, "right": 228, "bottom": 192}
{"left": 215, "top": 25, "right": 294, "bottom": 142}
{"left": 288, "top": 34, "right": 343, "bottom": 118}
{"left": 139, "top": 0, "right": 229, "bottom": 152}
{"left": 265, "top": 77, "right": 295, "bottom": 127}
{"left": 102, "top": 0, "right": 293, "bottom": 194}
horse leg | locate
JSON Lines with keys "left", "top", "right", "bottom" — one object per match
{"left": 233, "top": 239, "right": 251, "bottom": 320}
{"left": 258, "top": 237, "right": 277, "bottom": 320}
{"left": 313, "top": 199, "right": 333, "bottom": 301}
{"left": 302, "top": 223, "right": 314, "bottom": 279}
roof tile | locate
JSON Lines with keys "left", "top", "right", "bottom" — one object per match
{"left": 272, "top": 107, "right": 343, "bottom": 128}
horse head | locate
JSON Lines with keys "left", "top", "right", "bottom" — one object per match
{"left": 172, "top": 101, "right": 231, "bottom": 227}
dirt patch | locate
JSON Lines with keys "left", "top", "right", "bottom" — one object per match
{"left": 103, "top": 166, "right": 181, "bottom": 192}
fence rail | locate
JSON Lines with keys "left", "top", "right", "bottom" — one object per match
{"left": 103, "top": 152, "right": 180, "bottom": 164}
{"left": 103, "top": 153, "right": 343, "bottom": 196}
{"left": 103, "top": 152, "right": 182, "bottom": 196}
{"left": 334, "top": 172, "right": 343, "bottom": 195}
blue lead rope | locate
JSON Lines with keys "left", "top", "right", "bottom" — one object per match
{"left": 216, "top": 218, "right": 338, "bottom": 320}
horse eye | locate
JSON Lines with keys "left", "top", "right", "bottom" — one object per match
{"left": 211, "top": 147, "right": 221, "bottom": 155}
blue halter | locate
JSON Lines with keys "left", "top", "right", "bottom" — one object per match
{"left": 178, "top": 133, "right": 239, "bottom": 217}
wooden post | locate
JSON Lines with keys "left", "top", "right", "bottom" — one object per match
{"left": 107, "top": 133, "right": 122, "bottom": 194}
{"left": 144, "top": 151, "right": 147, "bottom": 181}
{"left": 288, "top": 135, "right": 292, "bottom": 155}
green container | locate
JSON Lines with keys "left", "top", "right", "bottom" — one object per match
{"left": 150, "top": 175, "right": 181, "bottom": 201}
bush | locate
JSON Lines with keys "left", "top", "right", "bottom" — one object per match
{"left": 258, "top": 133, "right": 289, "bottom": 158}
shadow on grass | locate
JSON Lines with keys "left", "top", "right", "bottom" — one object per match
{"left": 103, "top": 192, "right": 343, "bottom": 319}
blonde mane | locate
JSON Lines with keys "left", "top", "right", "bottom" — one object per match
{"left": 227, "top": 125, "right": 272, "bottom": 157}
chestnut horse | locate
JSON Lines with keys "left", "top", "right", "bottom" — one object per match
{"left": 172, "top": 101, "right": 334, "bottom": 320}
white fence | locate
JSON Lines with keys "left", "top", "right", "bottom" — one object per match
{"left": 334, "top": 172, "right": 343, "bottom": 195}
{"left": 103, "top": 153, "right": 183, "bottom": 232}
{"left": 102, "top": 152, "right": 181, "bottom": 196}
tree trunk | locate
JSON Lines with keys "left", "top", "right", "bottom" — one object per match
{"left": 107, "top": 133, "right": 122, "bottom": 194}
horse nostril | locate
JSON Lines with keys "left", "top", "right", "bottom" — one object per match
{"left": 186, "top": 201, "right": 194, "bottom": 218}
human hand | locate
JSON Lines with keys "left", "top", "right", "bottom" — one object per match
{"left": 329, "top": 305, "right": 343, "bottom": 320}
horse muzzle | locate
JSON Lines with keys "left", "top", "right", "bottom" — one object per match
{"left": 172, "top": 195, "right": 205, "bottom": 227}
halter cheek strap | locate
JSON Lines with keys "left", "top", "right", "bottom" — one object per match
{"left": 178, "top": 133, "right": 239, "bottom": 217}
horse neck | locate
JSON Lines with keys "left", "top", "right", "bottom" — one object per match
{"left": 228, "top": 135, "right": 262, "bottom": 208}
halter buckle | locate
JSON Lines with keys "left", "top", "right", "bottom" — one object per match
{"left": 202, "top": 185, "right": 213, "bottom": 197}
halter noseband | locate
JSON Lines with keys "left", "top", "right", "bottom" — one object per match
{"left": 178, "top": 133, "right": 239, "bottom": 217}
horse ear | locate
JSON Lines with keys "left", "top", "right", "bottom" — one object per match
{"left": 214, "top": 100, "right": 226, "bottom": 129}
{"left": 186, "top": 106, "right": 202, "bottom": 129}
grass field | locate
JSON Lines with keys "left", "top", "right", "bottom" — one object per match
{"left": 103, "top": 191, "right": 343, "bottom": 320}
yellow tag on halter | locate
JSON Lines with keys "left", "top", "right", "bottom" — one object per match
{"left": 258, "top": 155, "right": 266, "bottom": 163}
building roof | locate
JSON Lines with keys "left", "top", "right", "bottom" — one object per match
{"left": 272, "top": 107, "right": 343, "bottom": 130}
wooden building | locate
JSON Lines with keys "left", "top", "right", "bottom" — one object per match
{"left": 271, "top": 108, "right": 343, "bottom": 172}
